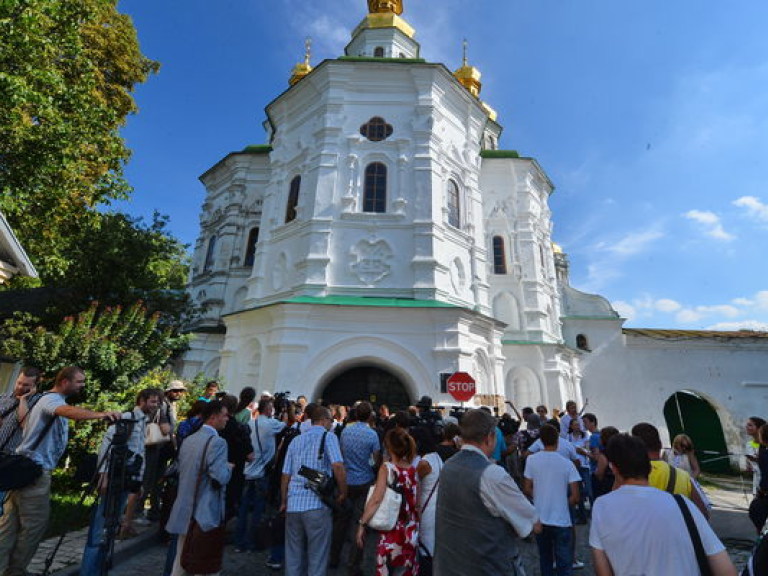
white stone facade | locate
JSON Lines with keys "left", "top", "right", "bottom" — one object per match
{"left": 179, "top": 5, "right": 579, "bottom": 410}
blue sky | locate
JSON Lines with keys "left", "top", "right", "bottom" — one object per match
{"left": 117, "top": 0, "right": 768, "bottom": 331}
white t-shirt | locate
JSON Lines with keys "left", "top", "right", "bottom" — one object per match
{"left": 528, "top": 436, "right": 579, "bottom": 463}
{"left": 524, "top": 450, "right": 581, "bottom": 527}
{"left": 590, "top": 485, "right": 725, "bottom": 575}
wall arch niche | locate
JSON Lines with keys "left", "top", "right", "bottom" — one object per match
{"left": 506, "top": 366, "right": 542, "bottom": 410}
{"left": 493, "top": 292, "right": 521, "bottom": 332}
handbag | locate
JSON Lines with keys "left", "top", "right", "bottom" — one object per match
{"left": 0, "top": 399, "right": 57, "bottom": 491}
{"left": 181, "top": 436, "right": 226, "bottom": 574}
{"left": 366, "top": 462, "right": 403, "bottom": 532}
{"left": 673, "top": 494, "right": 713, "bottom": 576}
{"left": 145, "top": 409, "right": 170, "bottom": 446}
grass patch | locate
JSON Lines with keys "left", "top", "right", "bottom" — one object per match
{"left": 45, "top": 469, "right": 95, "bottom": 539}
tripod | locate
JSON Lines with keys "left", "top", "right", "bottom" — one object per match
{"left": 41, "top": 418, "right": 138, "bottom": 576}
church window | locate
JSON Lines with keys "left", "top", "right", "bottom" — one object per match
{"left": 374, "top": 46, "right": 385, "bottom": 58}
{"left": 360, "top": 117, "right": 393, "bottom": 142}
{"left": 244, "top": 227, "right": 260, "bottom": 267}
{"left": 447, "top": 180, "right": 461, "bottom": 228}
{"left": 285, "top": 176, "right": 301, "bottom": 223}
{"left": 204, "top": 235, "right": 217, "bottom": 272}
{"left": 493, "top": 236, "right": 507, "bottom": 274}
{"left": 363, "top": 162, "right": 387, "bottom": 213}
{"left": 576, "top": 334, "right": 590, "bottom": 351}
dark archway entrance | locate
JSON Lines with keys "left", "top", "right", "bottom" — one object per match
{"left": 663, "top": 391, "right": 730, "bottom": 474}
{"left": 321, "top": 366, "right": 411, "bottom": 411}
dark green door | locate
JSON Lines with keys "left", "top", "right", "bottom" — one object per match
{"left": 322, "top": 366, "right": 411, "bottom": 411}
{"left": 663, "top": 391, "right": 730, "bottom": 474}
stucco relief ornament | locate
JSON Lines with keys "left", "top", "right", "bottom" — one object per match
{"left": 350, "top": 239, "right": 393, "bottom": 285}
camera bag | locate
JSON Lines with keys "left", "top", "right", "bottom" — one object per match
{"left": 0, "top": 404, "right": 57, "bottom": 491}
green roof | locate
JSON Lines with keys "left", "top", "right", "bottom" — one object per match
{"left": 337, "top": 56, "right": 427, "bottom": 64}
{"left": 283, "top": 295, "right": 458, "bottom": 308}
{"left": 480, "top": 150, "right": 520, "bottom": 159}
{"left": 241, "top": 145, "right": 273, "bottom": 154}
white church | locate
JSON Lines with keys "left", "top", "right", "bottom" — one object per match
{"left": 179, "top": 0, "right": 768, "bottom": 471}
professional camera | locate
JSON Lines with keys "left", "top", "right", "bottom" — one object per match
{"left": 273, "top": 391, "right": 292, "bottom": 420}
{"left": 297, "top": 465, "right": 331, "bottom": 493}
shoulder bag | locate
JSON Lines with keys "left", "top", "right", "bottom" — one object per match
{"left": 0, "top": 396, "right": 57, "bottom": 491}
{"left": 181, "top": 435, "right": 226, "bottom": 574}
{"left": 366, "top": 462, "right": 404, "bottom": 532}
{"left": 145, "top": 408, "right": 170, "bottom": 446}
{"left": 673, "top": 494, "right": 713, "bottom": 576}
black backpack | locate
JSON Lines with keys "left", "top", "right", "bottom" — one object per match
{"left": 743, "top": 521, "right": 768, "bottom": 576}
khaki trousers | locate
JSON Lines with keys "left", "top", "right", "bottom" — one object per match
{"left": 0, "top": 471, "right": 52, "bottom": 576}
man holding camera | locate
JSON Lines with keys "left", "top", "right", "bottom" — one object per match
{"left": 281, "top": 406, "right": 347, "bottom": 576}
{"left": 0, "top": 366, "right": 122, "bottom": 576}
{"left": 80, "top": 388, "right": 163, "bottom": 575}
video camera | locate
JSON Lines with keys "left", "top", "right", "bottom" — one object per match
{"left": 273, "top": 391, "right": 292, "bottom": 420}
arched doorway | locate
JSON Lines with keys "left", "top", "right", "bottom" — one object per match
{"left": 321, "top": 366, "right": 411, "bottom": 411}
{"left": 663, "top": 391, "right": 730, "bottom": 474}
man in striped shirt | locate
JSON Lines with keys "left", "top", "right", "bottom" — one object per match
{"left": 281, "top": 406, "right": 347, "bottom": 576}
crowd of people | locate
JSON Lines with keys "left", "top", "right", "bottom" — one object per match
{"left": 0, "top": 365, "right": 766, "bottom": 575}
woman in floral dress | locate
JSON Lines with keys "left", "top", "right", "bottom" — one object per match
{"left": 357, "top": 427, "right": 420, "bottom": 576}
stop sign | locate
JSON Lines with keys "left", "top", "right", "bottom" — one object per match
{"left": 447, "top": 372, "right": 476, "bottom": 403}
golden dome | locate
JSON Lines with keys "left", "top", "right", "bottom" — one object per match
{"left": 552, "top": 242, "right": 564, "bottom": 254}
{"left": 454, "top": 40, "right": 482, "bottom": 98}
{"left": 368, "top": 0, "right": 403, "bottom": 15}
{"left": 289, "top": 38, "right": 313, "bottom": 86}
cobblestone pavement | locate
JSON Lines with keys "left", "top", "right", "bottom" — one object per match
{"left": 57, "top": 479, "right": 758, "bottom": 575}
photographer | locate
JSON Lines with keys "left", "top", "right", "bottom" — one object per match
{"left": 411, "top": 396, "right": 444, "bottom": 456}
{"left": 281, "top": 406, "right": 347, "bottom": 576}
{"left": 0, "top": 366, "right": 122, "bottom": 576}
{"left": 0, "top": 366, "right": 43, "bottom": 453}
{"left": 80, "top": 388, "right": 162, "bottom": 576}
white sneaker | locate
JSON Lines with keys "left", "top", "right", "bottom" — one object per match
{"left": 573, "top": 560, "right": 585, "bottom": 569}
{"left": 133, "top": 516, "right": 152, "bottom": 526}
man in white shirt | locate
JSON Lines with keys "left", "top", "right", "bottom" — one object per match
{"left": 524, "top": 424, "right": 581, "bottom": 576}
{"left": 590, "top": 434, "right": 737, "bottom": 576}
{"left": 558, "top": 401, "right": 585, "bottom": 439}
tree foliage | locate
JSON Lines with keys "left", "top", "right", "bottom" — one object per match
{"left": 0, "top": 0, "right": 159, "bottom": 279}
{"left": 0, "top": 301, "right": 189, "bottom": 396}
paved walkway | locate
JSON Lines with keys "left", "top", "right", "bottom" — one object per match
{"left": 44, "top": 478, "right": 758, "bottom": 575}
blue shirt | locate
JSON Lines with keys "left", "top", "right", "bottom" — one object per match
{"left": 244, "top": 416, "right": 286, "bottom": 479}
{"left": 492, "top": 426, "right": 507, "bottom": 463}
{"left": 283, "top": 425, "right": 343, "bottom": 513}
{"left": 589, "top": 431, "right": 602, "bottom": 472}
{"left": 17, "top": 393, "right": 68, "bottom": 471}
{"left": 340, "top": 422, "right": 380, "bottom": 486}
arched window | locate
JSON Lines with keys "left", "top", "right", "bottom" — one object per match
{"left": 447, "top": 180, "right": 461, "bottom": 228}
{"left": 363, "top": 163, "right": 387, "bottom": 213}
{"left": 243, "top": 227, "right": 260, "bottom": 267}
{"left": 203, "top": 235, "right": 217, "bottom": 272}
{"left": 374, "top": 46, "right": 385, "bottom": 58}
{"left": 285, "top": 175, "right": 301, "bottom": 223}
{"left": 492, "top": 236, "right": 507, "bottom": 275}
{"left": 576, "top": 334, "right": 590, "bottom": 351}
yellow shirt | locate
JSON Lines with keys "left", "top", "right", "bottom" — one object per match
{"left": 649, "top": 460, "right": 692, "bottom": 497}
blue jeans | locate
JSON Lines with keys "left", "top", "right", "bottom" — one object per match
{"left": 80, "top": 491, "right": 129, "bottom": 576}
{"left": 536, "top": 524, "right": 573, "bottom": 576}
{"left": 234, "top": 477, "right": 269, "bottom": 550}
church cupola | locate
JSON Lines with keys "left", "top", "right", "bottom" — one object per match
{"left": 289, "top": 38, "right": 313, "bottom": 86}
{"left": 454, "top": 40, "right": 482, "bottom": 98}
{"left": 346, "top": 0, "right": 420, "bottom": 59}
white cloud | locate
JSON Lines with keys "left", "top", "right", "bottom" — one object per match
{"left": 612, "top": 300, "right": 636, "bottom": 320}
{"left": 756, "top": 291, "right": 768, "bottom": 309}
{"left": 732, "top": 297, "right": 754, "bottom": 307}
{"left": 683, "top": 210, "right": 735, "bottom": 241}
{"left": 706, "top": 320, "right": 768, "bottom": 331}
{"left": 599, "top": 229, "right": 665, "bottom": 257}
{"left": 697, "top": 304, "right": 740, "bottom": 318}
{"left": 655, "top": 298, "right": 682, "bottom": 313}
{"left": 734, "top": 196, "right": 768, "bottom": 223}
{"left": 676, "top": 309, "right": 704, "bottom": 323}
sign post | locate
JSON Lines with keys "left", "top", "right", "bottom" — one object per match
{"left": 446, "top": 372, "right": 476, "bottom": 404}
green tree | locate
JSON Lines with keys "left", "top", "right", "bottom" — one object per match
{"left": 0, "top": 0, "right": 159, "bottom": 279}
{"left": 55, "top": 211, "right": 192, "bottom": 321}
{"left": 0, "top": 302, "right": 190, "bottom": 454}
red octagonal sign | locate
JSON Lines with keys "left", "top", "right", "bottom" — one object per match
{"left": 447, "top": 372, "right": 476, "bottom": 403}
